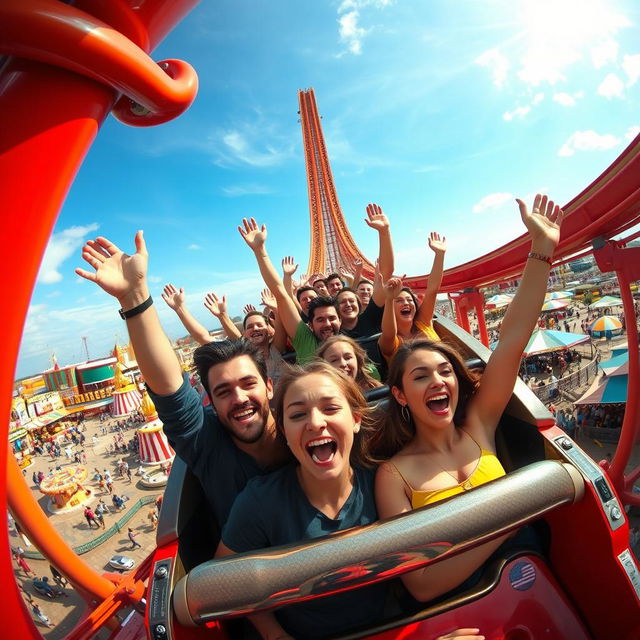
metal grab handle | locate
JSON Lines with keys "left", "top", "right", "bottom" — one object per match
{"left": 173, "top": 461, "right": 584, "bottom": 626}
{"left": 0, "top": 0, "right": 198, "bottom": 126}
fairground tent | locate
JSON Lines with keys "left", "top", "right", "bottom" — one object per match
{"left": 574, "top": 374, "right": 628, "bottom": 405}
{"left": 522, "top": 329, "right": 590, "bottom": 356}
{"left": 589, "top": 295, "right": 624, "bottom": 309}
{"left": 599, "top": 350, "right": 636, "bottom": 377}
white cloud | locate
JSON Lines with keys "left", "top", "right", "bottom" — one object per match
{"left": 475, "top": 49, "right": 510, "bottom": 88}
{"left": 622, "top": 54, "right": 640, "bottom": 86}
{"left": 503, "top": 106, "right": 530, "bottom": 121}
{"left": 532, "top": 92, "right": 544, "bottom": 105}
{"left": 37, "top": 223, "right": 99, "bottom": 284}
{"left": 187, "top": 244, "right": 202, "bottom": 250}
{"left": 597, "top": 73, "right": 625, "bottom": 99}
{"left": 624, "top": 125, "right": 640, "bottom": 141}
{"left": 222, "top": 183, "right": 273, "bottom": 197}
{"left": 552, "top": 91, "right": 584, "bottom": 107}
{"left": 148, "top": 275, "right": 162, "bottom": 283}
{"left": 338, "top": 11, "right": 367, "bottom": 55}
{"left": 220, "top": 130, "right": 289, "bottom": 167}
{"left": 590, "top": 39, "right": 619, "bottom": 68}
{"left": 472, "top": 192, "right": 513, "bottom": 214}
{"left": 558, "top": 130, "right": 620, "bottom": 157}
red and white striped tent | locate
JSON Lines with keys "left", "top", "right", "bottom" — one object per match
{"left": 136, "top": 389, "right": 174, "bottom": 466}
{"left": 111, "top": 362, "right": 142, "bottom": 417}
{"left": 111, "top": 387, "right": 142, "bottom": 417}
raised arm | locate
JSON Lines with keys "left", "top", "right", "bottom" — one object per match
{"left": 261, "top": 288, "right": 287, "bottom": 353}
{"left": 281, "top": 256, "right": 299, "bottom": 301}
{"left": 415, "top": 232, "right": 446, "bottom": 325}
{"left": 365, "top": 203, "right": 395, "bottom": 282}
{"left": 470, "top": 194, "right": 563, "bottom": 434}
{"left": 378, "top": 276, "right": 403, "bottom": 358}
{"left": 351, "top": 259, "right": 364, "bottom": 289}
{"left": 238, "top": 218, "right": 302, "bottom": 340}
{"left": 203, "top": 292, "right": 241, "bottom": 340}
{"left": 338, "top": 265, "right": 355, "bottom": 288}
{"left": 75, "top": 231, "right": 182, "bottom": 395}
{"left": 161, "top": 284, "right": 213, "bottom": 346}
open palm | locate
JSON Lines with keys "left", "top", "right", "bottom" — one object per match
{"left": 75, "top": 232, "right": 147, "bottom": 301}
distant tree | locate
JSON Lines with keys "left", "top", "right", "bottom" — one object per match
{"left": 583, "top": 292, "right": 593, "bottom": 306}
{"left": 231, "top": 315, "right": 242, "bottom": 324}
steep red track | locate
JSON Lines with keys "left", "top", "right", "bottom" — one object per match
{"left": 406, "top": 134, "right": 640, "bottom": 292}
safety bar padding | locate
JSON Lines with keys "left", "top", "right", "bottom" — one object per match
{"left": 173, "top": 461, "right": 583, "bottom": 625}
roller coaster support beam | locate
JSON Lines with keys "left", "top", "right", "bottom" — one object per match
{"left": 449, "top": 289, "right": 489, "bottom": 347}
{"left": 592, "top": 237, "right": 640, "bottom": 506}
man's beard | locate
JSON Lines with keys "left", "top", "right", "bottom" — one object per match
{"left": 221, "top": 399, "right": 270, "bottom": 444}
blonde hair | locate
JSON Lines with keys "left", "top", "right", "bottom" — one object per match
{"left": 315, "top": 335, "right": 381, "bottom": 391}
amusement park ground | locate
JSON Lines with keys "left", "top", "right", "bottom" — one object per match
{"left": 10, "top": 329, "right": 640, "bottom": 638}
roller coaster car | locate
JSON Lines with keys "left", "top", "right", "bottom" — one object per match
{"left": 146, "top": 315, "right": 640, "bottom": 640}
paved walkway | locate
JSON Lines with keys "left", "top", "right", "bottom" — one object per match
{"left": 11, "top": 416, "right": 164, "bottom": 638}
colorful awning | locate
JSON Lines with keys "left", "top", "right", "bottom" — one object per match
{"left": 574, "top": 374, "right": 628, "bottom": 405}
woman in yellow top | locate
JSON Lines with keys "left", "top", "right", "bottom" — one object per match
{"left": 370, "top": 194, "right": 563, "bottom": 603}
{"left": 378, "top": 232, "right": 446, "bottom": 364}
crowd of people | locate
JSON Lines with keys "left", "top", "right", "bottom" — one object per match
{"left": 72, "top": 193, "right": 564, "bottom": 639}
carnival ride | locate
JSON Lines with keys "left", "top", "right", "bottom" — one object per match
{"left": 2, "top": 1, "right": 640, "bottom": 639}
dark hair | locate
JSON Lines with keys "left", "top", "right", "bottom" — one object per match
{"left": 296, "top": 286, "right": 317, "bottom": 302}
{"left": 312, "top": 277, "right": 327, "bottom": 287}
{"left": 335, "top": 287, "right": 362, "bottom": 314}
{"left": 326, "top": 273, "right": 343, "bottom": 284}
{"left": 356, "top": 279, "right": 373, "bottom": 289}
{"left": 307, "top": 296, "right": 339, "bottom": 322}
{"left": 273, "top": 360, "right": 374, "bottom": 468}
{"left": 193, "top": 340, "right": 267, "bottom": 401}
{"left": 366, "top": 339, "right": 479, "bottom": 462}
{"left": 315, "top": 334, "right": 380, "bottom": 391}
{"left": 243, "top": 310, "right": 269, "bottom": 329}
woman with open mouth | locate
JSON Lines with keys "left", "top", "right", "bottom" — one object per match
{"left": 316, "top": 334, "right": 382, "bottom": 391}
{"left": 214, "top": 360, "right": 386, "bottom": 640}
{"left": 370, "top": 194, "right": 563, "bottom": 604}
{"left": 378, "top": 231, "right": 447, "bottom": 363}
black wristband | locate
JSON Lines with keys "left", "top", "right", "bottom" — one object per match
{"left": 119, "top": 296, "right": 153, "bottom": 320}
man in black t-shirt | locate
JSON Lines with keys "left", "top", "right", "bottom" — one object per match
{"left": 76, "top": 232, "right": 288, "bottom": 528}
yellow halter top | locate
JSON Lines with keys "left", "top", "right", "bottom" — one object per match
{"left": 392, "top": 432, "right": 506, "bottom": 508}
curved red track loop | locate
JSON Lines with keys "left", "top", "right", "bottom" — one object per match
{"left": 0, "top": 0, "right": 199, "bottom": 126}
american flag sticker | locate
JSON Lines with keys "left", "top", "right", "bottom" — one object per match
{"left": 509, "top": 561, "right": 537, "bottom": 591}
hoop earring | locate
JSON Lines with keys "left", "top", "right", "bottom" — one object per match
{"left": 401, "top": 405, "right": 411, "bottom": 423}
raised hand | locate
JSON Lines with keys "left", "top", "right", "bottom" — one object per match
{"left": 203, "top": 292, "right": 227, "bottom": 318}
{"left": 365, "top": 203, "right": 390, "bottom": 233}
{"left": 243, "top": 303, "right": 257, "bottom": 316}
{"left": 76, "top": 231, "right": 148, "bottom": 306}
{"left": 428, "top": 232, "right": 447, "bottom": 255}
{"left": 261, "top": 288, "right": 277, "bottom": 310}
{"left": 384, "top": 276, "right": 403, "bottom": 299}
{"left": 161, "top": 284, "right": 185, "bottom": 310}
{"left": 238, "top": 217, "right": 267, "bottom": 251}
{"left": 353, "top": 258, "right": 363, "bottom": 270}
{"left": 282, "top": 256, "right": 298, "bottom": 276}
{"left": 373, "top": 259, "right": 383, "bottom": 287}
{"left": 338, "top": 266, "right": 354, "bottom": 280}
{"left": 516, "top": 193, "right": 563, "bottom": 254}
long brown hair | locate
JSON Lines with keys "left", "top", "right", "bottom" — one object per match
{"left": 273, "top": 360, "right": 375, "bottom": 468}
{"left": 315, "top": 334, "right": 381, "bottom": 391}
{"left": 366, "top": 338, "right": 479, "bottom": 462}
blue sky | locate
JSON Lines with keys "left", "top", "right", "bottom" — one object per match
{"left": 17, "top": 0, "right": 640, "bottom": 378}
